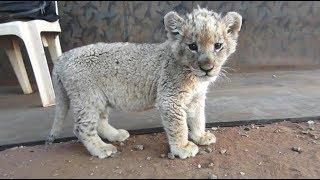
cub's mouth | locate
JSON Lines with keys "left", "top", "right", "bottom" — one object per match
{"left": 184, "top": 63, "right": 217, "bottom": 79}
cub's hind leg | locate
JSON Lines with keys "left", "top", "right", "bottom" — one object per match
{"left": 97, "top": 107, "right": 130, "bottom": 142}
{"left": 71, "top": 97, "right": 117, "bottom": 159}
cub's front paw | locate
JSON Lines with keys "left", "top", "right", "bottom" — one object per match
{"left": 110, "top": 129, "right": 130, "bottom": 142}
{"left": 87, "top": 143, "right": 118, "bottom": 159}
{"left": 191, "top": 131, "right": 216, "bottom": 145}
{"left": 170, "top": 141, "right": 199, "bottom": 159}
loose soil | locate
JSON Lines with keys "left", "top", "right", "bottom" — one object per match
{"left": 0, "top": 121, "right": 319, "bottom": 179}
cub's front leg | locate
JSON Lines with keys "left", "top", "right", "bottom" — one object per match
{"left": 158, "top": 97, "right": 199, "bottom": 159}
{"left": 187, "top": 95, "right": 216, "bottom": 145}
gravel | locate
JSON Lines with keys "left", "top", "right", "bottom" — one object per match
{"left": 244, "top": 127, "right": 250, "bottom": 131}
{"left": 205, "top": 147, "right": 213, "bottom": 153}
{"left": 307, "top": 120, "right": 315, "bottom": 125}
{"left": 133, "top": 144, "right": 144, "bottom": 151}
{"left": 198, "top": 150, "right": 205, "bottom": 155}
{"left": 292, "top": 146, "right": 302, "bottom": 153}
{"left": 307, "top": 121, "right": 315, "bottom": 131}
{"left": 167, "top": 153, "right": 175, "bottom": 160}
{"left": 160, "top": 154, "right": 166, "bottom": 158}
{"left": 211, "top": 127, "right": 218, "bottom": 131}
{"left": 208, "top": 173, "right": 217, "bottom": 179}
{"left": 220, "top": 149, "right": 227, "bottom": 154}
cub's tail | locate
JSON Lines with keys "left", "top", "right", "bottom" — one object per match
{"left": 45, "top": 70, "right": 69, "bottom": 145}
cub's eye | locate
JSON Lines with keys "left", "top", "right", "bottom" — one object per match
{"left": 214, "top": 43, "right": 223, "bottom": 51}
{"left": 188, "top": 43, "right": 198, "bottom": 52}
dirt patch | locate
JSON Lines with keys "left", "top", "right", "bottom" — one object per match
{"left": 0, "top": 121, "right": 319, "bottom": 179}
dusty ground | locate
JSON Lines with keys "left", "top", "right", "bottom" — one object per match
{"left": 0, "top": 120, "right": 319, "bottom": 179}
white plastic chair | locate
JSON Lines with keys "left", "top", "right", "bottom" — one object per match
{"left": 0, "top": 1, "right": 62, "bottom": 107}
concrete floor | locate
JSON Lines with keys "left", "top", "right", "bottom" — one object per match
{"left": 0, "top": 69, "right": 320, "bottom": 147}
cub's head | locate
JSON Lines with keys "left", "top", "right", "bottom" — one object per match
{"left": 164, "top": 7, "right": 242, "bottom": 79}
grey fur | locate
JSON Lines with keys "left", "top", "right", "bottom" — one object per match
{"left": 46, "top": 7, "right": 242, "bottom": 159}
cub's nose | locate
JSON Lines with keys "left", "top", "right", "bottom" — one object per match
{"left": 199, "top": 60, "right": 214, "bottom": 72}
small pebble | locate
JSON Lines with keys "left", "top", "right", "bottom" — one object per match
{"left": 146, "top": 156, "right": 151, "bottom": 160}
{"left": 310, "top": 133, "right": 319, "bottom": 140}
{"left": 133, "top": 144, "right": 144, "bottom": 151}
{"left": 167, "top": 153, "right": 175, "bottom": 160}
{"left": 211, "top": 127, "right": 218, "bottom": 131}
{"left": 197, "top": 164, "right": 202, "bottom": 168}
{"left": 307, "top": 120, "right": 315, "bottom": 125}
{"left": 258, "top": 161, "right": 262, "bottom": 166}
{"left": 208, "top": 162, "right": 214, "bottom": 167}
{"left": 272, "top": 74, "right": 277, "bottom": 78}
{"left": 208, "top": 173, "right": 217, "bottom": 179}
{"left": 205, "top": 147, "right": 213, "bottom": 153}
{"left": 239, "top": 132, "right": 249, "bottom": 137}
{"left": 240, "top": 172, "right": 245, "bottom": 176}
{"left": 292, "top": 146, "right": 302, "bottom": 153}
{"left": 198, "top": 150, "right": 205, "bottom": 155}
{"left": 220, "top": 149, "right": 227, "bottom": 154}
{"left": 160, "top": 154, "right": 166, "bottom": 158}
{"left": 90, "top": 172, "right": 94, "bottom": 176}
{"left": 274, "top": 129, "right": 281, "bottom": 133}
{"left": 296, "top": 135, "right": 301, "bottom": 138}
{"left": 120, "top": 142, "right": 124, "bottom": 146}
{"left": 308, "top": 126, "right": 315, "bottom": 131}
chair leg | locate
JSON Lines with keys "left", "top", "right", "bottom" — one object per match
{"left": 22, "top": 31, "right": 55, "bottom": 107}
{"left": 45, "top": 34, "right": 62, "bottom": 63}
{"left": 4, "top": 39, "right": 33, "bottom": 94}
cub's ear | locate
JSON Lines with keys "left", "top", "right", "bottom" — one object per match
{"left": 222, "top": 12, "right": 242, "bottom": 36}
{"left": 164, "top": 11, "right": 184, "bottom": 36}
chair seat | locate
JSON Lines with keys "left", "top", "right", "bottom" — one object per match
{"left": 0, "top": 19, "right": 61, "bottom": 37}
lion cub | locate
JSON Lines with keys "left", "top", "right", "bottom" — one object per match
{"left": 46, "top": 7, "right": 242, "bottom": 159}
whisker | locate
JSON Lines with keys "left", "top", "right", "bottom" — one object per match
{"left": 217, "top": 70, "right": 231, "bottom": 83}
